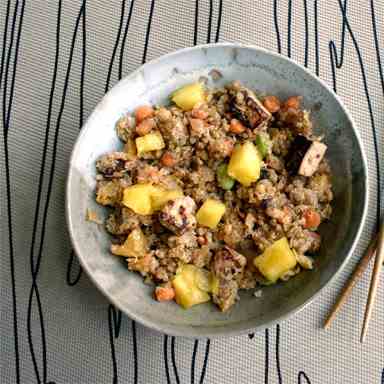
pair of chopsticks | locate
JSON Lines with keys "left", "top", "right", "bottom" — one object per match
{"left": 323, "top": 220, "right": 384, "bottom": 343}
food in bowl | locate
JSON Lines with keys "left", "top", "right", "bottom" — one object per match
{"left": 94, "top": 79, "right": 333, "bottom": 312}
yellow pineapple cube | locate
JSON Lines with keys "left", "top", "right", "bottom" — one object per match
{"left": 151, "top": 188, "right": 184, "bottom": 211}
{"left": 171, "top": 82, "right": 205, "bottom": 111}
{"left": 196, "top": 199, "right": 226, "bottom": 229}
{"left": 123, "top": 138, "right": 137, "bottom": 160}
{"left": 210, "top": 275, "right": 220, "bottom": 295}
{"left": 110, "top": 228, "right": 148, "bottom": 257}
{"left": 172, "top": 264, "right": 210, "bottom": 309}
{"left": 122, "top": 183, "right": 157, "bottom": 215}
{"left": 253, "top": 237, "right": 297, "bottom": 283}
{"left": 135, "top": 131, "right": 165, "bottom": 156}
{"left": 227, "top": 141, "right": 262, "bottom": 186}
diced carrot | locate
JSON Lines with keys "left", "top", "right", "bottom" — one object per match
{"left": 191, "top": 107, "right": 209, "bottom": 119}
{"left": 135, "top": 105, "right": 154, "bottom": 124}
{"left": 154, "top": 286, "right": 175, "bottom": 302}
{"left": 222, "top": 138, "right": 234, "bottom": 157}
{"left": 303, "top": 209, "right": 321, "bottom": 229}
{"left": 189, "top": 118, "right": 205, "bottom": 134}
{"left": 279, "top": 206, "right": 292, "bottom": 225}
{"left": 283, "top": 96, "right": 302, "bottom": 110}
{"left": 229, "top": 118, "right": 246, "bottom": 134}
{"left": 136, "top": 118, "right": 156, "bottom": 136}
{"left": 263, "top": 95, "right": 281, "bottom": 113}
{"left": 161, "top": 151, "right": 177, "bottom": 167}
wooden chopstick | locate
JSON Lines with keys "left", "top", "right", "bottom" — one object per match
{"left": 360, "top": 221, "right": 384, "bottom": 343}
{"left": 323, "top": 233, "right": 377, "bottom": 329}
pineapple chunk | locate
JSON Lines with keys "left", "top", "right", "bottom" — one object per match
{"left": 227, "top": 141, "right": 262, "bottom": 186}
{"left": 123, "top": 138, "right": 137, "bottom": 160}
{"left": 210, "top": 275, "right": 220, "bottom": 295}
{"left": 172, "top": 264, "right": 211, "bottom": 309}
{"left": 123, "top": 183, "right": 183, "bottom": 214}
{"left": 122, "top": 184, "right": 158, "bottom": 215}
{"left": 171, "top": 82, "right": 205, "bottom": 111}
{"left": 110, "top": 228, "right": 148, "bottom": 257}
{"left": 135, "top": 131, "right": 165, "bottom": 156}
{"left": 196, "top": 199, "right": 226, "bottom": 229}
{"left": 253, "top": 237, "right": 297, "bottom": 283}
{"left": 151, "top": 188, "right": 184, "bottom": 211}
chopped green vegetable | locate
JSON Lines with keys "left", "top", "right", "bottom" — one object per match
{"left": 216, "top": 163, "right": 235, "bottom": 190}
{"left": 255, "top": 133, "right": 271, "bottom": 158}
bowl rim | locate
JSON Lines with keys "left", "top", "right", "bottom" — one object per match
{"left": 66, "top": 42, "right": 369, "bottom": 338}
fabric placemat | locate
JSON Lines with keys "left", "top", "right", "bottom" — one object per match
{"left": 1, "top": 1, "right": 383, "bottom": 383}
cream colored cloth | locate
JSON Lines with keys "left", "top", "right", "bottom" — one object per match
{"left": 1, "top": 1, "right": 383, "bottom": 383}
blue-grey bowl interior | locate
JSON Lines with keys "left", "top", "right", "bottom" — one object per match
{"left": 66, "top": 43, "right": 368, "bottom": 337}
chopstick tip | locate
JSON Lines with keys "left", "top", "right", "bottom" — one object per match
{"left": 360, "top": 324, "right": 368, "bottom": 343}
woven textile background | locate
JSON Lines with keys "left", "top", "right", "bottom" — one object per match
{"left": 1, "top": 1, "right": 383, "bottom": 383}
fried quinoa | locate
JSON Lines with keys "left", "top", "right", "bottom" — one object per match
{"left": 94, "top": 80, "right": 333, "bottom": 312}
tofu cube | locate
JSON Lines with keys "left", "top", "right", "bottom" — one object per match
{"left": 298, "top": 141, "right": 327, "bottom": 177}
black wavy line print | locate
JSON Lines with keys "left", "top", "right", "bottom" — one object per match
{"left": 271, "top": 1, "right": 382, "bottom": 384}
{"left": 2, "top": 0, "right": 25, "bottom": 382}
{"left": 269, "top": 1, "right": 313, "bottom": 383}
{"left": 106, "top": 1, "right": 161, "bottom": 383}
{"left": 66, "top": 0, "right": 87, "bottom": 287}
{"left": 327, "top": 0, "right": 383, "bottom": 369}
{"left": 6, "top": 0, "right": 384, "bottom": 383}
{"left": 189, "top": 3, "right": 224, "bottom": 384}
{"left": 0, "top": 0, "right": 11, "bottom": 92}
{"left": 329, "top": 0, "right": 382, "bottom": 222}
{"left": 65, "top": 0, "right": 137, "bottom": 286}
{"left": 104, "top": 1, "right": 137, "bottom": 383}
{"left": 1, "top": 2, "right": 381, "bottom": 384}
{"left": 26, "top": 1, "right": 88, "bottom": 383}
{"left": 165, "top": 3, "right": 223, "bottom": 384}
{"left": 370, "top": 0, "right": 384, "bottom": 99}
{"left": 264, "top": 329, "right": 269, "bottom": 384}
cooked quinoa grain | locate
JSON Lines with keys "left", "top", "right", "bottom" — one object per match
{"left": 95, "top": 81, "right": 333, "bottom": 312}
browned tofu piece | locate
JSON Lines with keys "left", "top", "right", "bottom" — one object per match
{"left": 159, "top": 196, "right": 197, "bottom": 234}
{"left": 228, "top": 87, "right": 272, "bottom": 130}
{"left": 95, "top": 180, "right": 122, "bottom": 206}
{"left": 212, "top": 279, "right": 239, "bottom": 312}
{"left": 298, "top": 141, "right": 327, "bottom": 177}
{"left": 96, "top": 152, "right": 130, "bottom": 178}
{"left": 211, "top": 246, "right": 247, "bottom": 281}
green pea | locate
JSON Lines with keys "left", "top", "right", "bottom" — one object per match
{"left": 217, "top": 163, "right": 235, "bottom": 190}
{"left": 255, "top": 133, "right": 271, "bottom": 158}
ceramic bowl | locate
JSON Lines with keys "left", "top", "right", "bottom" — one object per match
{"left": 66, "top": 43, "right": 368, "bottom": 337}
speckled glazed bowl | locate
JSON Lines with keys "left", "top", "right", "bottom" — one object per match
{"left": 66, "top": 43, "right": 368, "bottom": 337}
